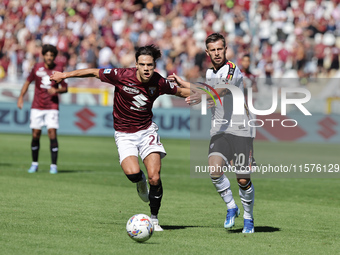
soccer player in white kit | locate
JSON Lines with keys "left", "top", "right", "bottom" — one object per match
{"left": 17, "top": 44, "right": 68, "bottom": 174}
{"left": 50, "top": 45, "right": 190, "bottom": 231}
{"left": 169, "top": 33, "right": 256, "bottom": 233}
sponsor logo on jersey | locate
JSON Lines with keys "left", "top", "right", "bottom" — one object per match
{"left": 40, "top": 75, "right": 52, "bottom": 89}
{"left": 36, "top": 67, "right": 47, "bottom": 77}
{"left": 131, "top": 94, "right": 148, "bottom": 111}
{"left": 130, "top": 106, "right": 147, "bottom": 111}
{"left": 103, "top": 69, "right": 111, "bottom": 74}
{"left": 123, "top": 86, "right": 139, "bottom": 94}
{"left": 148, "top": 86, "right": 157, "bottom": 96}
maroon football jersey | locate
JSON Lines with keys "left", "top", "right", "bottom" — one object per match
{"left": 27, "top": 63, "right": 67, "bottom": 110}
{"left": 99, "top": 67, "right": 177, "bottom": 133}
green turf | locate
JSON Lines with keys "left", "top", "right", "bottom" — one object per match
{"left": 1, "top": 133, "right": 339, "bottom": 254}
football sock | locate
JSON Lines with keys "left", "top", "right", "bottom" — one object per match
{"left": 31, "top": 138, "right": 40, "bottom": 162}
{"left": 126, "top": 170, "right": 144, "bottom": 183}
{"left": 149, "top": 181, "right": 163, "bottom": 216}
{"left": 50, "top": 138, "right": 58, "bottom": 165}
{"left": 220, "top": 188, "right": 237, "bottom": 209}
{"left": 211, "top": 174, "right": 236, "bottom": 209}
{"left": 239, "top": 181, "right": 255, "bottom": 220}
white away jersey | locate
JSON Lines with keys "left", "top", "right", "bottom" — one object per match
{"left": 206, "top": 61, "right": 256, "bottom": 138}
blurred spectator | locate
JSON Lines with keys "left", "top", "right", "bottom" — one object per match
{"left": 328, "top": 43, "right": 340, "bottom": 74}
{"left": 0, "top": 0, "right": 339, "bottom": 83}
{"left": 24, "top": 9, "right": 41, "bottom": 34}
{"left": 240, "top": 54, "right": 258, "bottom": 99}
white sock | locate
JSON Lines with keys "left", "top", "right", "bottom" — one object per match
{"left": 239, "top": 182, "right": 255, "bottom": 220}
{"left": 211, "top": 174, "right": 236, "bottom": 209}
{"left": 220, "top": 188, "right": 237, "bottom": 209}
{"left": 32, "top": 162, "right": 38, "bottom": 166}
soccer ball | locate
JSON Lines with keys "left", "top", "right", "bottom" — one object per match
{"left": 126, "top": 214, "right": 154, "bottom": 242}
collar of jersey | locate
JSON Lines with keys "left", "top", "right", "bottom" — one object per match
{"left": 212, "top": 60, "right": 228, "bottom": 74}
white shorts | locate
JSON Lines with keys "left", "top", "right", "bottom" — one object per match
{"left": 115, "top": 122, "right": 166, "bottom": 165}
{"left": 30, "top": 109, "right": 59, "bottom": 130}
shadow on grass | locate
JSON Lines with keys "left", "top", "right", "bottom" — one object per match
{"left": 58, "top": 169, "right": 94, "bottom": 174}
{"left": 161, "top": 225, "right": 207, "bottom": 230}
{"left": 228, "top": 226, "right": 280, "bottom": 233}
{"left": 0, "top": 163, "right": 12, "bottom": 166}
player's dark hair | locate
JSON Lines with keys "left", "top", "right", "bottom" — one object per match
{"left": 205, "top": 33, "right": 226, "bottom": 48}
{"left": 135, "top": 45, "right": 161, "bottom": 63}
{"left": 243, "top": 54, "right": 250, "bottom": 59}
{"left": 42, "top": 44, "right": 58, "bottom": 57}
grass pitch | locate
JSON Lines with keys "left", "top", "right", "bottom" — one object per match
{"left": 0, "top": 133, "right": 339, "bottom": 254}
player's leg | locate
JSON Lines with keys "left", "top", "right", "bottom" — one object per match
{"left": 28, "top": 129, "right": 41, "bottom": 173}
{"left": 28, "top": 109, "right": 44, "bottom": 173}
{"left": 208, "top": 134, "right": 239, "bottom": 229}
{"left": 233, "top": 135, "right": 255, "bottom": 233}
{"left": 121, "top": 156, "right": 149, "bottom": 202}
{"left": 139, "top": 123, "right": 166, "bottom": 231}
{"left": 115, "top": 131, "right": 149, "bottom": 202}
{"left": 47, "top": 128, "right": 58, "bottom": 174}
{"left": 143, "top": 152, "right": 163, "bottom": 231}
{"left": 46, "top": 110, "right": 59, "bottom": 174}
{"left": 237, "top": 175, "right": 255, "bottom": 233}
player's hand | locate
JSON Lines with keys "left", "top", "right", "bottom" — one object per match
{"left": 17, "top": 97, "right": 23, "bottom": 109}
{"left": 207, "top": 99, "right": 215, "bottom": 109}
{"left": 185, "top": 90, "right": 202, "bottom": 105}
{"left": 167, "top": 73, "right": 184, "bottom": 87}
{"left": 50, "top": 71, "right": 65, "bottom": 83}
{"left": 47, "top": 87, "right": 57, "bottom": 95}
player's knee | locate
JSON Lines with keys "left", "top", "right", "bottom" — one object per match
{"left": 32, "top": 131, "right": 41, "bottom": 139}
{"left": 210, "top": 173, "right": 230, "bottom": 192}
{"left": 48, "top": 129, "right": 56, "bottom": 139}
{"left": 238, "top": 178, "right": 251, "bottom": 189}
{"left": 148, "top": 174, "right": 160, "bottom": 186}
{"left": 126, "top": 171, "right": 143, "bottom": 183}
{"left": 209, "top": 171, "right": 223, "bottom": 179}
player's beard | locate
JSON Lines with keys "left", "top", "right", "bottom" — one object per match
{"left": 210, "top": 54, "right": 226, "bottom": 69}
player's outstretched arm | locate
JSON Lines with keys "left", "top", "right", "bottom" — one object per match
{"left": 50, "top": 68, "right": 100, "bottom": 83}
{"left": 175, "top": 87, "right": 191, "bottom": 98}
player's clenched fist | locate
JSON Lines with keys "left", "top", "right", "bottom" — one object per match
{"left": 50, "top": 71, "right": 66, "bottom": 83}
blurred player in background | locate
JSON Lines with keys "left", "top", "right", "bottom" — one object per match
{"left": 17, "top": 44, "right": 68, "bottom": 174}
{"left": 50, "top": 45, "right": 190, "bottom": 231}
{"left": 240, "top": 54, "right": 258, "bottom": 100}
{"left": 169, "top": 33, "right": 256, "bottom": 233}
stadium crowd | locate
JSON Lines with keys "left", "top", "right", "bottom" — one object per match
{"left": 0, "top": 0, "right": 339, "bottom": 83}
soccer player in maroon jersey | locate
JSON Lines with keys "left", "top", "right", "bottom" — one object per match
{"left": 50, "top": 45, "right": 190, "bottom": 231}
{"left": 17, "top": 44, "right": 68, "bottom": 174}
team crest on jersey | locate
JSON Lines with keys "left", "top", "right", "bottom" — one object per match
{"left": 148, "top": 86, "right": 157, "bottom": 96}
{"left": 103, "top": 69, "right": 111, "bottom": 74}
